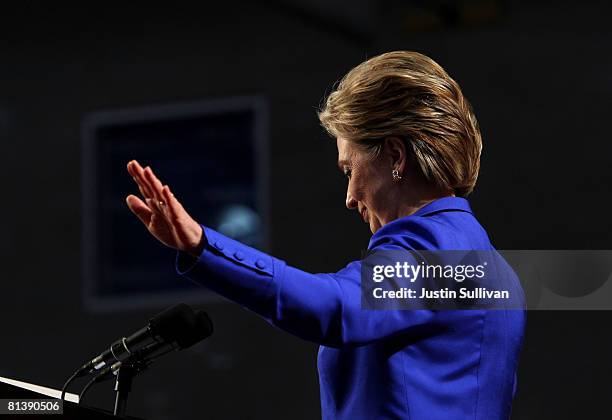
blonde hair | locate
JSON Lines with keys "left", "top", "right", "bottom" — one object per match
{"left": 318, "top": 51, "right": 482, "bottom": 197}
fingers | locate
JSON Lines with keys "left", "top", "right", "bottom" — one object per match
{"left": 162, "top": 185, "right": 182, "bottom": 221}
{"left": 127, "top": 160, "right": 180, "bottom": 226}
{"left": 143, "top": 166, "right": 165, "bottom": 202}
{"left": 126, "top": 194, "right": 153, "bottom": 225}
{"left": 126, "top": 160, "right": 139, "bottom": 178}
{"left": 144, "top": 198, "right": 166, "bottom": 232}
{"left": 145, "top": 197, "right": 165, "bottom": 216}
{"left": 127, "top": 160, "right": 155, "bottom": 200}
{"left": 127, "top": 162, "right": 170, "bottom": 218}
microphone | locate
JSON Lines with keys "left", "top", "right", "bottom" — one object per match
{"left": 76, "top": 304, "right": 213, "bottom": 377}
{"left": 76, "top": 308, "right": 213, "bottom": 404}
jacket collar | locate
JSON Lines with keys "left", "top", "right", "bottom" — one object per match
{"left": 411, "top": 196, "right": 473, "bottom": 217}
{"left": 368, "top": 196, "right": 473, "bottom": 247}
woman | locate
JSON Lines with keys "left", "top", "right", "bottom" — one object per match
{"left": 126, "top": 51, "right": 525, "bottom": 419}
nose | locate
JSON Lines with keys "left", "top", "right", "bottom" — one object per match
{"left": 346, "top": 190, "right": 358, "bottom": 210}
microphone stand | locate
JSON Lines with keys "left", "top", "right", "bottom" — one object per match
{"left": 111, "top": 346, "right": 167, "bottom": 417}
{"left": 113, "top": 364, "right": 135, "bottom": 417}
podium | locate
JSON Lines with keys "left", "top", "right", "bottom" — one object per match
{"left": 0, "top": 376, "right": 143, "bottom": 419}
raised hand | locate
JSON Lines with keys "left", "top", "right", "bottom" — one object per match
{"left": 126, "top": 160, "right": 204, "bottom": 257}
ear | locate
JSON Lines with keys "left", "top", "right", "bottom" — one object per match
{"left": 383, "top": 137, "right": 408, "bottom": 174}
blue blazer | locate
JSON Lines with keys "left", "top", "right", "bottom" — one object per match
{"left": 176, "top": 197, "right": 526, "bottom": 419}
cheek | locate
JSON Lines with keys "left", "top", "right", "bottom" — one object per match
{"left": 353, "top": 167, "right": 384, "bottom": 203}
{"left": 364, "top": 169, "right": 391, "bottom": 207}
{"left": 369, "top": 181, "right": 388, "bottom": 206}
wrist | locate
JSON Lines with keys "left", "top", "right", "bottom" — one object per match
{"left": 187, "top": 224, "right": 206, "bottom": 258}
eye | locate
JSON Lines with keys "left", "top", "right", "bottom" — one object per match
{"left": 343, "top": 167, "right": 352, "bottom": 179}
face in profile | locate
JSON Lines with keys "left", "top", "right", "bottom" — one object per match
{"left": 337, "top": 138, "right": 397, "bottom": 234}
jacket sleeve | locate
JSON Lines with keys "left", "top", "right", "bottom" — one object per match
{"left": 176, "top": 226, "right": 435, "bottom": 348}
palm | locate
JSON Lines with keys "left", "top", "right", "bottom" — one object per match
{"left": 125, "top": 160, "right": 204, "bottom": 256}
{"left": 146, "top": 212, "right": 176, "bottom": 247}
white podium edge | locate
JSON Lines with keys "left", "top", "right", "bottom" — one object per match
{"left": 0, "top": 376, "right": 79, "bottom": 403}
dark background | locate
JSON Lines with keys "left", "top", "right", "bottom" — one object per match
{"left": 1, "top": 1, "right": 610, "bottom": 419}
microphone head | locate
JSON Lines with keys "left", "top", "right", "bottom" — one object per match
{"left": 179, "top": 310, "right": 214, "bottom": 349}
{"left": 148, "top": 304, "right": 213, "bottom": 349}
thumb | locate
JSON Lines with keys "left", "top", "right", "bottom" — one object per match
{"left": 126, "top": 195, "right": 153, "bottom": 225}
